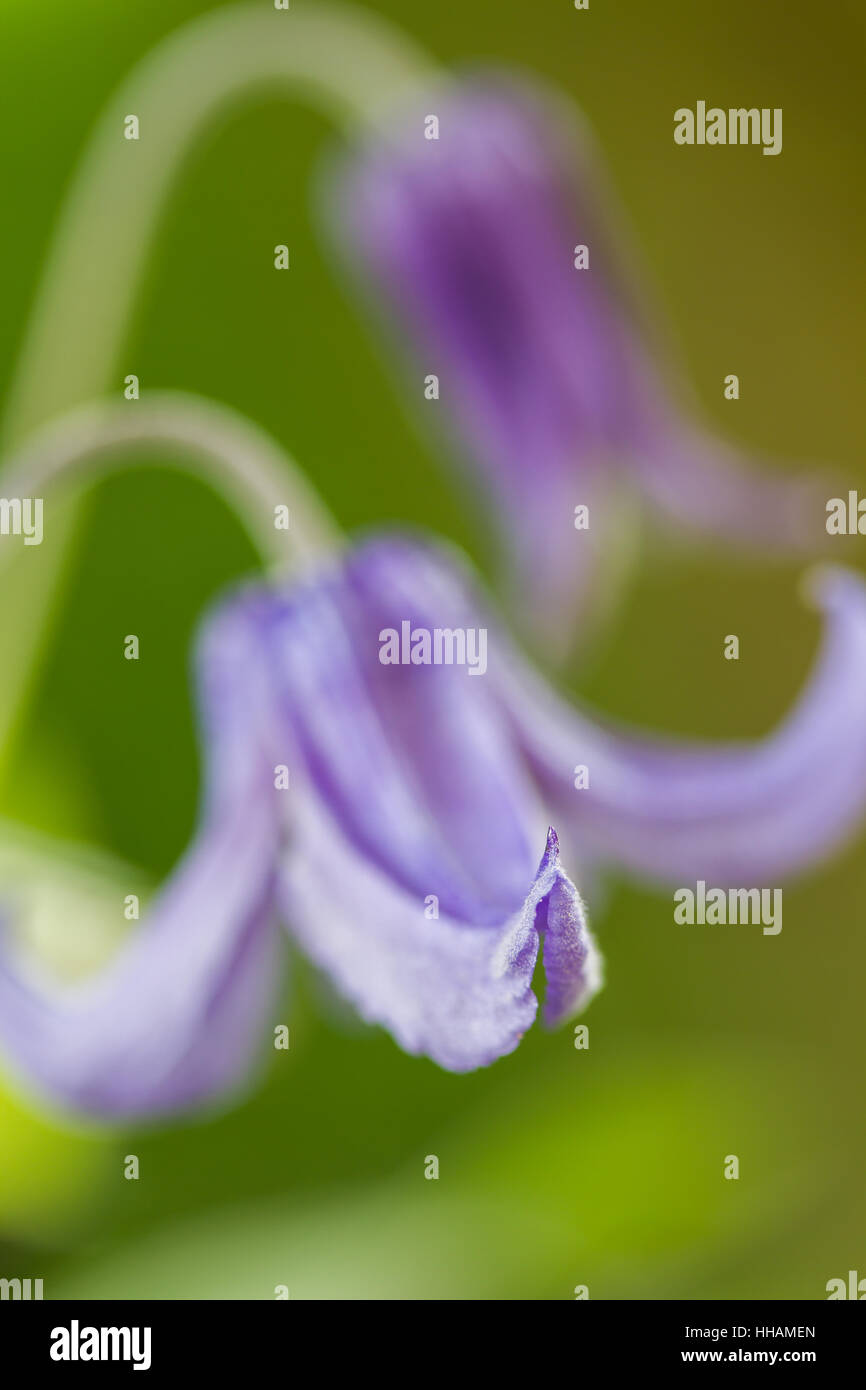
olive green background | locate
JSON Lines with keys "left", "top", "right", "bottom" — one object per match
{"left": 0, "top": 0, "right": 863, "bottom": 1298}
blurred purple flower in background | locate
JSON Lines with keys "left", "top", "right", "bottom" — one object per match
{"left": 326, "top": 78, "right": 825, "bottom": 644}
{"left": 2, "top": 535, "right": 865, "bottom": 1118}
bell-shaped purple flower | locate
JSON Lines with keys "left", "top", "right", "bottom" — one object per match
{"left": 2, "top": 537, "right": 866, "bottom": 1117}
{"left": 236, "top": 540, "right": 602, "bottom": 1072}
{"left": 324, "top": 78, "right": 826, "bottom": 642}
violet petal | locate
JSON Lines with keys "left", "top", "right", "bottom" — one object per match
{"left": 0, "top": 599, "right": 282, "bottom": 1118}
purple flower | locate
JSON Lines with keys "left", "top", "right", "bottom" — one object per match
{"left": 324, "top": 78, "right": 825, "bottom": 642}
{"left": 2, "top": 538, "right": 865, "bottom": 1117}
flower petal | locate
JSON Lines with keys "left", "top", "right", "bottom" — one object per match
{"left": 243, "top": 537, "right": 601, "bottom": 1068}
{"left": 284, "top": 806, "right": 598, "bottom": 1070}
{"left": 258, "top": 537, "right": 549, "bottom": 920}
{"left": 524, "top": 827, "right": 602, "bottom": 1028}
{"left": 496, "top": 566, "right": 866, "bottom": 884}
{"left": 637, "top": 423, "right": 826, "bottom": 553}
{"left": 282, "top": 795, "right": 538, "bottom": 1071}
{"left": 0, "top": 600, "right": 282, "bottom": 1119}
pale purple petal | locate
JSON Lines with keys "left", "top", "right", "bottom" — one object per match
{"left": 282, "top": 795, "right": 536, "bottom": 1072}
{"left": 258, "top": 538, "right": 548, "bottom": 920}
{"left": 284, "top": 807, "right": 598, "bottom": 1070}
{"left": 0, "top": 600, "right": 283, "bottom": 1118}
{"left": 248, "top": 537, "right": 601, "bottom": 1066}
{"left": 637, "top": 423, "right": 827, "bottom": 553}
{"left": 495, "top": 566, "right": 866, "bottom": 884}
{"left": 529, "top": 827, "right": 601, "bottom": 1027}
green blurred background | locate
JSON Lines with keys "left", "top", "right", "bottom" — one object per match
{"left": 0, "top": 0, "right": 863, "bottom": 1299}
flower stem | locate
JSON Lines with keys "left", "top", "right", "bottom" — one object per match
{"left": 1, "top": 392, "right": 343, "bottom": 574}
{"left": 0, "top": 2, "right": 436, "bottom": 788}
{"left": 3, "top": 3, "right": 436, "bottom": 447}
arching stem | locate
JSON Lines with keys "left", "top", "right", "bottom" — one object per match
{"left": 0, "top": 2, "right": 438, "bottom": 785}
{"left": 1, "top": 391, "right": 343, "bottom": 575}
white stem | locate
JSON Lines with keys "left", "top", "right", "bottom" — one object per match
{"left": 1, "top": 392, "right": 343, "bottom": 574}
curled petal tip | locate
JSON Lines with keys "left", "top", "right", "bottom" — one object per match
{"left": 800, "top": 563, "right": 859, "bottom": 613}
{"left": 508, "top": 555, "right": 866, "bottom": 886}
{"left": 532, "top": 827, "right": 561, "bottom": 884}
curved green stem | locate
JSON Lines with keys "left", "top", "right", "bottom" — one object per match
{"left": 0, "top": 391, "right": 343, "bottom": 574}
{"left": 0, "top": 2, "right": 437, "bottom": 787}
{"left": 3, "top": 3, "right": 435, "bottom": 447}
